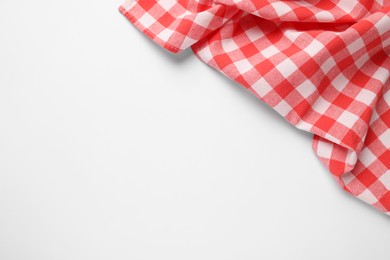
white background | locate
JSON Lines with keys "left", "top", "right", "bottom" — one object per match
{"left": 0, "top": 1, "right": 389, "bottom": 259}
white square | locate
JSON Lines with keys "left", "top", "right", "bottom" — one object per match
{"left": 304, "top": 39, "right": 324, "bottom": 57}
{"left": 138, "top": 13, "right": 156, "bottom": 28}
{"left": 321, "top": 57, "right": 336, "bottom": 74}
{"left": 177, "top": 10, "right": 192, "bottom": 19}
{"left": 252, "top": 77, "right": 273, "bottom": 97}
{"left": 341, "top": 172, "right": 355, "bottom": 185}
{"left": 159, "top": 0, "right": 176, "bottom": 10}
{"left": 296, "top": 120, "right": 313, "bottom": 132}
{"left": 122, "top": 0, "right": 136, "bottom": 10}
{"left": 271, "top": 2, "right": 293, "bottom": 16}
{"left": 261, "top": 45, "right": 279, "bottom": 58}
{"left": 180, "top": 36, "right": 197, "bottom": 50}
{"left": 347, "top": 37, "right": 365, "bottom": 54}
{"left": 375, "top": 15, "right": 390, "bottom": 35}
{"left": 355, "top": 89, "right": 376, "bottom": 105}
{"left": 324, "top": 133, "right": 339, "bottom": 144}
{"left": 275, "top": 58, "right": 298, "bottom": 78}
{"left": 379, "top": 129, "right": 390, "bottom": 147}
{"left": 284, "top": 29, "right": 301, "bottom": 43}
{"left": 314, "top": 11, "right": 335, "bottom": 22}
{"left": 312, "top": 96, "right": 331, "bottom": 114}
{"left": 221, "top": 39, "right": 239, "bottom": 52}
{"left": 316, "top": 140, "right": 333, "bottom": 158}
{"left": 337, "top": 1, "right": 357, "bottom": 13}
{"left": 357, "top": 189, "right": 378, "bottom": 204}
{"left": 371, "top": 110, "right": 380, "bottom": 122}
{"left": 192, "top": 11, "right": 213, "bottom": 28}
{"left": 274, "top": 100, "right": 292, "bottom": 116}
{"left": 157, "top": 28, "right": 174, "bottom": 41}
{"left": 332, "top": 73, "right": 349, "bottom": 92}
{"left": 379, "top": 171, "right": 390, "bottom": 189}
{"left": 346, "top": 150, "right": 358, "bottom": 165}
{"left": 197, "top": 46, "right": 213, "bottom": 63}
{"left": 337, "top": 110, "right": 359, "bottom": 128}
{"left": 372, "top": 67, "right": 389, "bottom": 81}
{"left": 245, "top": 27, "right": 264, "bottom": 42}
{"left": 296, "top": 79, "right": 317, "bottom": 98}
{"left": 359, "top": 148, "right": 376, "bottom": 167}
{"left": 234, "top": 59, "right": 253, "bottom": 74}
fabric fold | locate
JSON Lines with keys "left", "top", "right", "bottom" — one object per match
{"left": 119, "top": 0, "right": 240, "bottom": 53}
{"left": 120, "top": 0, "right": 390, "bottom": 215}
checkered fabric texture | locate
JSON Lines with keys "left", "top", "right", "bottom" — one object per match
{"left": 119, "top": 0, "right": 390, "bottom": 215}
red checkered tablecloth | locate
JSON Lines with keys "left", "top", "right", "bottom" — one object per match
{"left": 119, "top": 0, "right": 390, "bottom": 215}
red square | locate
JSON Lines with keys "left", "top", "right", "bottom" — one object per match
{"left": 329, "top": 160, "right": 346, "bottom": 177}
{"left": 139, "top": 0, "right": 157, "bottom": 11}
{"left": 350, "top": 71, "right": 371, "bottom": 87}
{"left": 299, "top": 59, "right": 320, "bottom": 78}
{"left": 235, "top": 75, "right": 250, "bottom": 88}
{"left": 338, "top": 55, "right": 355, "bottom": 71}
{"left": 293, "top": 100, "right": 311, "bottom": 118}
{"left": 274, "top": 80, "right": 295, "bottom": 99}
{"left": 341, "top": 129, "right": 360, "bottom": 150}
{"left": 294, "top": 7, "right": 315, "bottom": 19}
{"left": 379, "top": 191, "right": 390, "bottom": 211}
{"left": 325, "top": 37, "right": 346, "bottom": 57}
{"left": 241, "top": 43, "right": 260, "bottom": 58}
{"left": 382, "top": 110, "right": 390, "bottom": 128}
{"left": 254, "top": 59, "right": 275, "bottom": 75}
{"left": 332, "top": 93, "right": 354, "bottom": 110}
{"left": 159, "top": 12, "right": 176, "bottom": 27}
{"left": 175, "top": 19, "right": 194, "bottom": 35}
{"left": 315, "top": 1, "right": 336, "bottom": 10}
{"left": 214, "top": 53, "right": 233, "bottom": 69}
{"left": 356, "top": 169, "right": 378, "bottom": 188}
{"left": 267, "top": 29, "right": 284, "bottom": 44}
{"left": 378, "top": 151, "right": 390, "bottom": 168}
{"left": 314, "top": 115, "right": 336, "bottom": 133}
{"left": 282, "top": 43, "right": 301, "bottom": 56}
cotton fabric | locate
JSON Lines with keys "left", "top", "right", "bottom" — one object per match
{"left": 119, "top": 0, "right": 390, "bottom": 215}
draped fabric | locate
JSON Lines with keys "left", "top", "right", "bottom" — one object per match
{"left": 119, "top": 0, "right": 390, "bottom": 214}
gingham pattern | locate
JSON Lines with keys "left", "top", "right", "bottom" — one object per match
{"left": 120, "top": 0, "right": 390, "bottom": 215}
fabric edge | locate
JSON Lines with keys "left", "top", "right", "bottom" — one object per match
{"left": 119, "top": 4, "right": 181, "bottom": 54}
